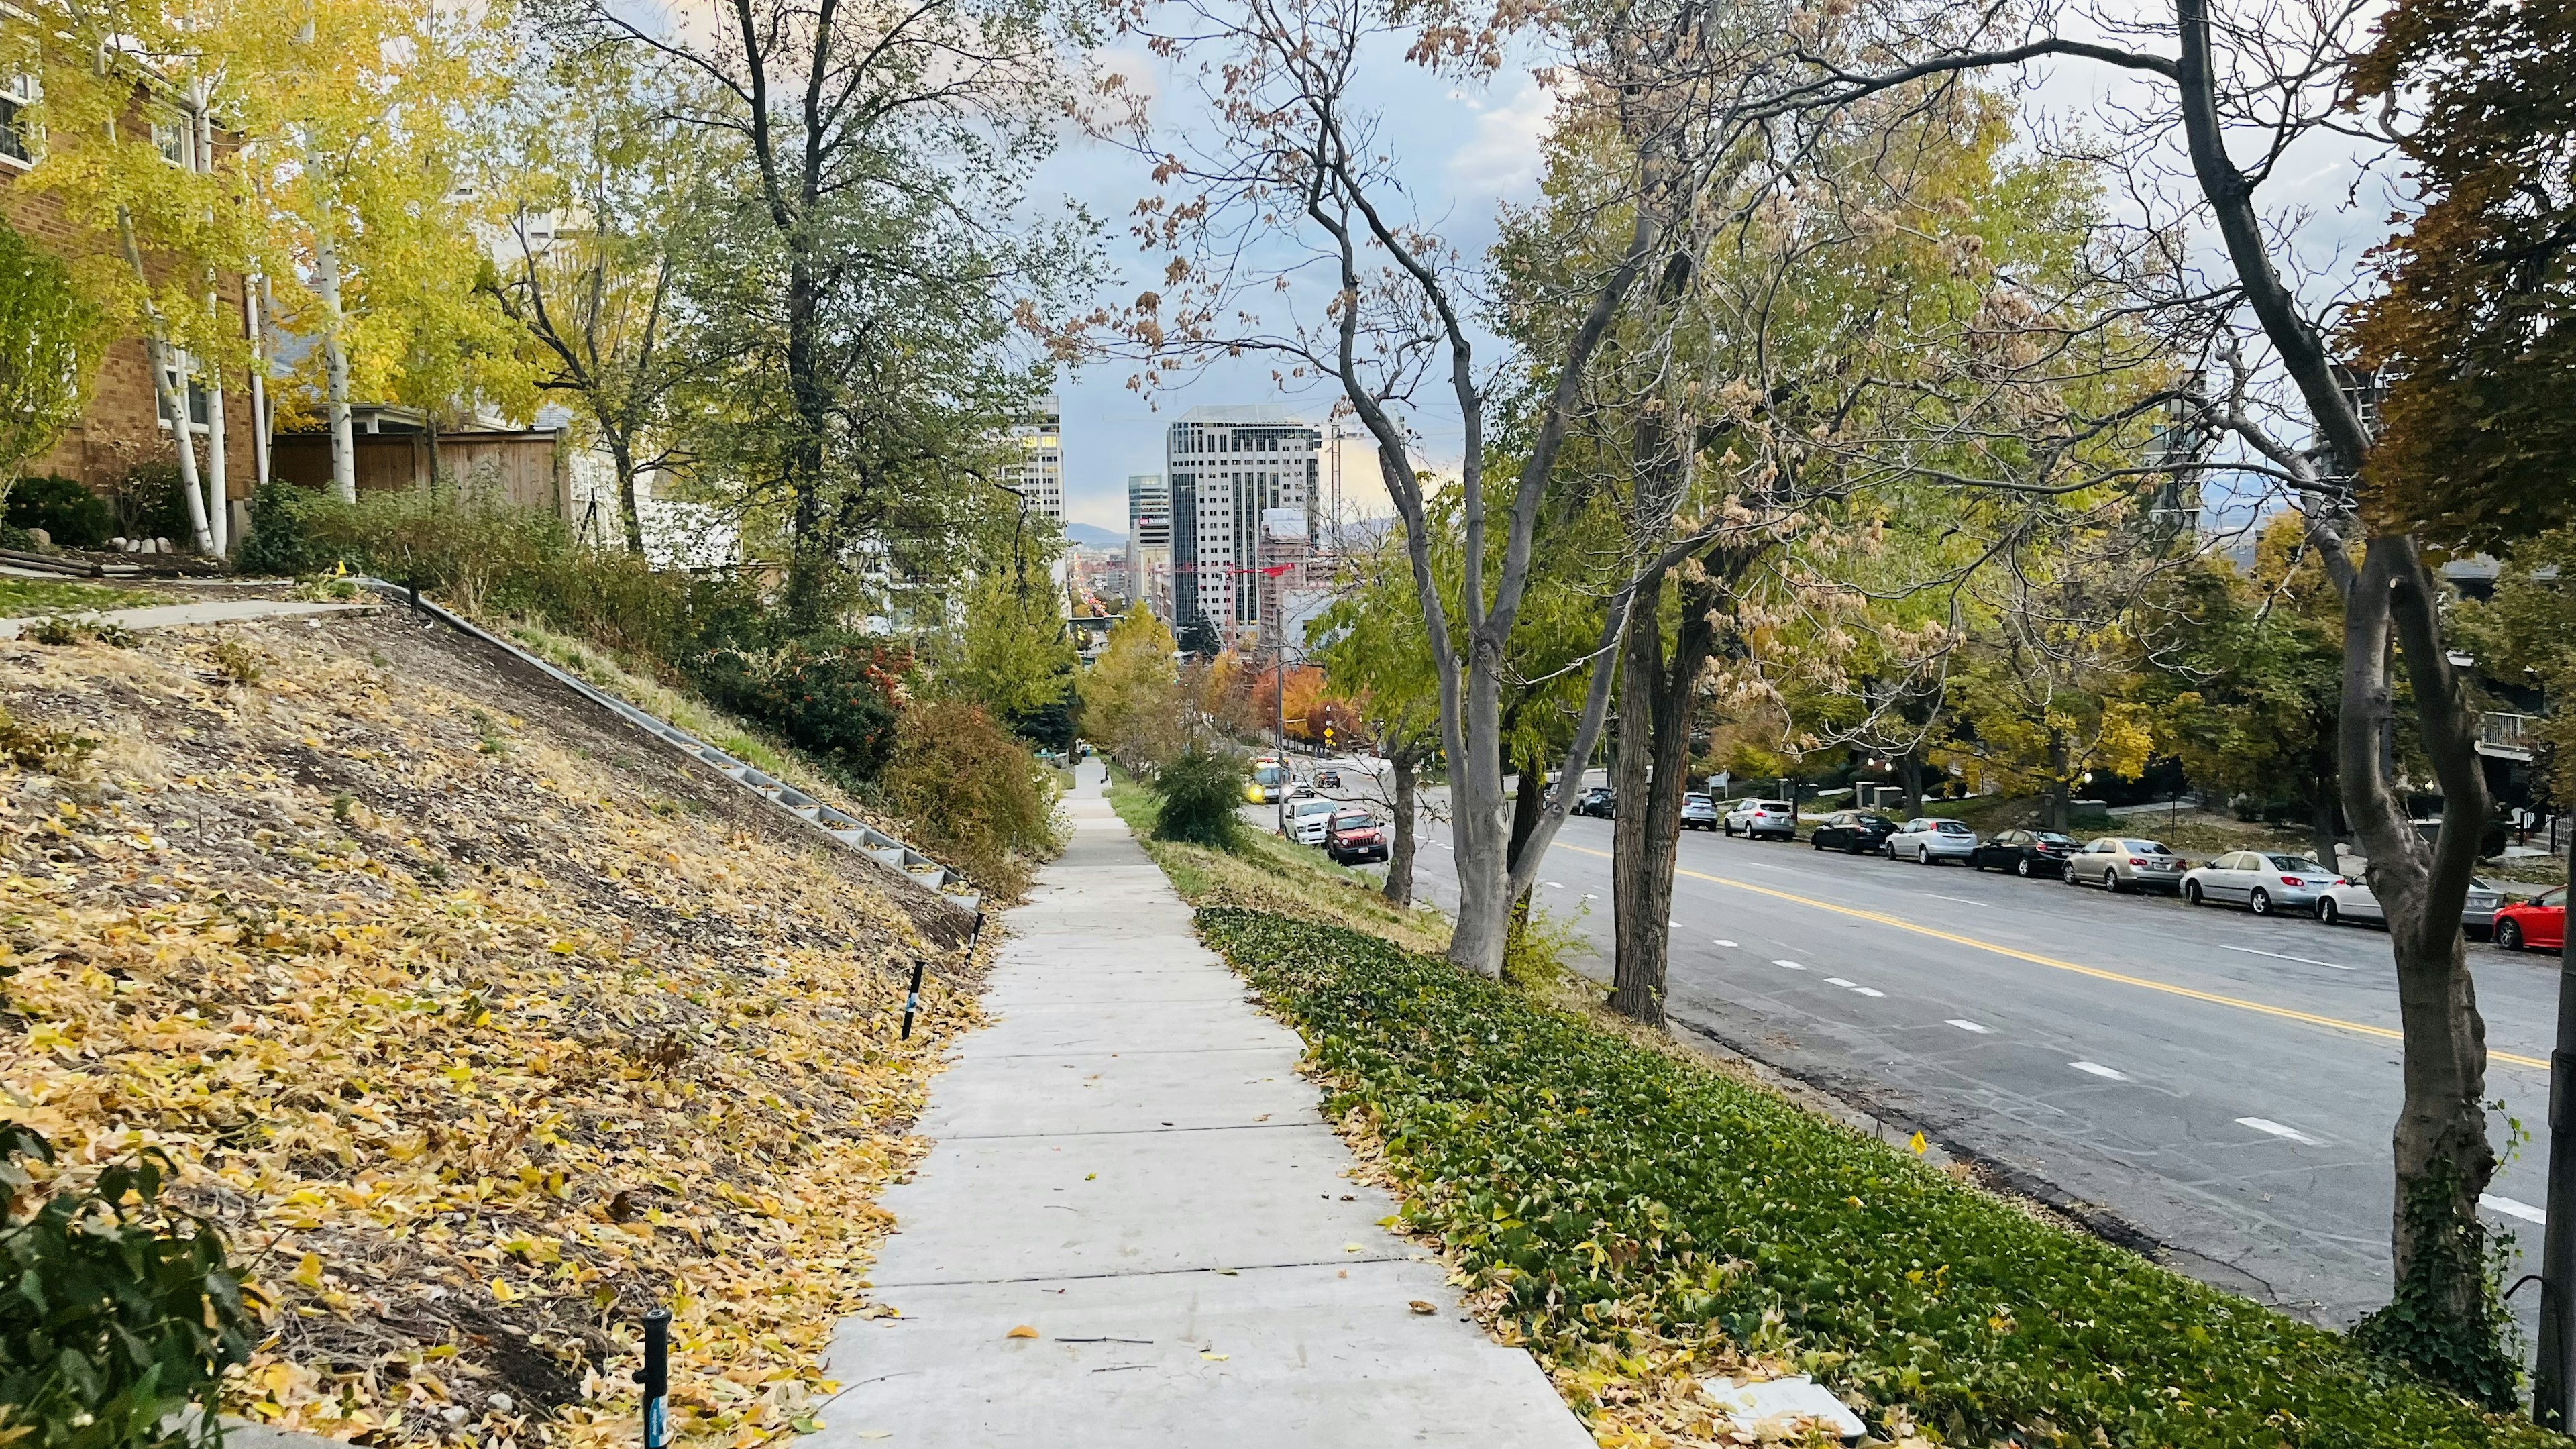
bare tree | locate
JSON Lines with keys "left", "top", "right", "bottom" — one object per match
{"left": 1737, "top": 0, "right": 2517, "bottom": 1397}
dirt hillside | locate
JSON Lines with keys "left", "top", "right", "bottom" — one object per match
{"left": 0, "top": 603, "right": 983, "bottom": 1449}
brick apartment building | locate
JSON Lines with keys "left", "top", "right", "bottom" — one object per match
{"left": 0, "top": 87, "right": 260, "bottom": 528}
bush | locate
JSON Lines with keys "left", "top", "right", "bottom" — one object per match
{"left": 232, "top": 478, "right": 313, "bottom": 575}
{"left": 0, "top": 1125, "right": 255, "bottom": 1449}
{"left": 879, "top": 699, "right": 1059, "bottom": 893}
{"left": 113, "top": 463, "right": 191, "bottom": 544}
{"left": 1196, "top": 907, "right": 2561, "bottom": 1449}
{"left": 1150, "top": 745, "right": 1245, "bottom": 847}
{"left": 4, "top": 476, "right": 113, "bottom": 549}
{"left": 691, "top": 642, "right": 905, "bottom": 781}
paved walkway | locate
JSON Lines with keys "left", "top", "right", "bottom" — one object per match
{"left": 819, "top": 770, "right": 1591, "bottom": 1447}
{"left": 0, "top": 598, "right": 378, "bottom": 639}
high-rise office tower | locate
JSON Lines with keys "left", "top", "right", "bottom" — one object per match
{"left": 1165, "top": 406, "right": 1320, "bottom": 640}
{"left": 1126, "top": 474, "right": 1172, "bottom": 618}
{"left": 1002, "top": 396, "right": 1065, "bottom": 520}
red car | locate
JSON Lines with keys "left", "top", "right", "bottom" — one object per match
{"left": 2496, "top": 887, "right": 2567, "bottom": 953}
{"left": 1325, "top": 810, "right": 1388, "bottom": 865}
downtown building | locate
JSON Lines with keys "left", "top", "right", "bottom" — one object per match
{"left": 1126, "top": 474, "right": 1173, "bottom": 618}
{"left": 1002, "top": 396, "right": 1065, "bottom": 521}
{"left": 1165, "top": 405, "right": 1320, "bottom": 645}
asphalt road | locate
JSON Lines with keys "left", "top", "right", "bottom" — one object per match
{"left": 1265, "top": 777, "right": 2561, "bottom": 1336}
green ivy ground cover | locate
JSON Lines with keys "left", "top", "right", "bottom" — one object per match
{"left": 1195, "top": 906, "right": 2562, "bottom": 1448}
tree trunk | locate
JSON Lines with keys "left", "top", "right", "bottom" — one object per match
{"left": 1383, "top": 746, "right": 1418, "bottom": 907}
{"left": 1445, "top": 649, "right": 1515, "bottom": 979}
{"left": 2310, "top": 786, "right": 2341, "bottom": 873}
{"left": 1900, "top": 753, "right": 1927, "bottom": 814}
{"left": 200, "top": 346, "right": 228, "bottom": 555}
{"left": 426, "top": 411, "right": 443, "bottom": 493}
{"left": 610, "top": 437, "right": 647, "bottom": 555}
{"left": 2335, "top": 530, "right": 2512, "bottom": 1405}
{"left": 1610, "top": 560, "right": 1727, "bottom": 1026}
{"left": 2046, "top": 731, "right": 2071, "bottom": 832}
{"left": 247, "top": 279, "right": 272, "bottom": 489}
{"left": 781, "top": 252, "right": 833, "bottom": 633}
{"left": 113, "top": 211, "right": 215, "bottom": 555}
{"left": 1507, "top": 737, "right": 1547, "bottom": 877}
{"left": 314, "top": 232, "right": 359, "bottom": 504}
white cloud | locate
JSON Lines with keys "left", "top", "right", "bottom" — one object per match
{"left": 1445, "top": 73, "right": 1558, "bottom": 202}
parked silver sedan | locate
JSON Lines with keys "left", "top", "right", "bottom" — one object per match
{"left": 2315, "top": 875, "right": 2508, "bottom": 938}
{"left": 2182, "top": 851, "right": 2339, "bottom": 916}
{"left": 1886, "top": 817, "right": 1978, "bottom": 864}
{"left": 2064, "top": 836, "right": 2187, "bottom": 893}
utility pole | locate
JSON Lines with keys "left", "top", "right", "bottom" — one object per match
{"left": 2538, "top": 811, "right": 2576, "bottom": 1427}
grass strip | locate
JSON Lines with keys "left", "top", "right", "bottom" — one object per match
{"left": 0, "top": 576, "right": 158, "bottom": 616}
{"left": 1195, "top": 906, "right": 2558, "bottom": 1449}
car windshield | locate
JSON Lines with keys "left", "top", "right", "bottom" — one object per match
{"left": 1860, "top": 815, "right": 1895, "bottom": 828}
{"left": 2123, "top": 840, "right": 2171, "bottom": 854}
{"left": 2036, "top": 832, "right": 2075, "bottom": 843}
{"left": 2268, "top": 855, "right": 2326, "bottom": 871}
{"left": 1761, "top": 800, "right": 1792, "bottom": 811}
{"left": 1252, "top": 763, "right": 1286, "bottom": 786}
{"left": 1330, "top": 813, "right": 1373, "bottom": 830}
{"left": 1294, "top": 799, "right": 1335, "bottom": 816}
{"left": 1685, "top": 794, "right": 1712, "bottom": 806}
{"left": 1936, "top": 822, "right": 1971, "bottom": 834}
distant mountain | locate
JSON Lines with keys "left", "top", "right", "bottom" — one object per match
{"left": 1064, "top": 522, "right": 1126, "bottom": 550}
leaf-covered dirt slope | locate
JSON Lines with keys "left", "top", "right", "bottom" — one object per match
{"left": 0, "top": 609, "right": 981, "bottom": 1448}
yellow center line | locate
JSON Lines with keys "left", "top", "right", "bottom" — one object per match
{"left": 1555, "top": 843, "right": 2548, "bottom": 1071}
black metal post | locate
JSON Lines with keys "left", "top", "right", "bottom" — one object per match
{"left": 2538, "top": 820, "right": 2576, "bottom": 1428}
{"left": 900, "top": 959, "right": 926, "bottom": 1041}
{"left": 637, "top": 1308, "right": 670, "bottom": 1449}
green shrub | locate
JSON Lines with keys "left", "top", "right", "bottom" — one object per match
{"left": 232, "top": 479, "right": 313, "bottom": 576}
{"left": 690, "top": 642, "right": 904, "bottom": 780}
{"left": 4, "top": 476, "right": 113, "bottom": 549}
{"left": 0, "top": 1125, "right": 255, "bottom": 1449}
{"left": 1150, "top": 745, "right": 1245, "bottom": 847}
{"left": 878, "top": 698, "right": 1059, "bottom": 894}
{"left": 1195, "top": 908, "right": 2559, "bottom": 1449}
{"left": 113, "top": 463, "right": 190, "bottom": 544}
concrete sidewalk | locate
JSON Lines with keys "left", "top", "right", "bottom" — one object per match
{"left": 819, "top": 771, "right": 1591, "bottom": 1447}
{"left": 0, "top": 598, "right": 378, "bottom": 639}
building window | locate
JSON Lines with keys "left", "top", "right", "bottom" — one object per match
{"left": 0, "top": 75, "right": 35, "bottom": 164}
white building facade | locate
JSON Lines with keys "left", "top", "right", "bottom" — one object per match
{"left": 1003, "top": 396, "right": 1065, "bottom": 521}
{"left": 1165, "top": 406, "right": 1320, "bottom": 643}
{"left": 1126, "top": 473, "right": 1173, "bottom": 619}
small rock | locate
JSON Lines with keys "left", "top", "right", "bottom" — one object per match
{"left": 439, "top": 1407, "right": 468, "bottom": 1425}
{"left": 486, "top": 1394, "right": 514, "bottom": 1414}
{"left": 109, "top": 535, "right": 128, "bottom": 551}
{"left": 24, "top": 527, "right": 48, "bottom": 549}
{"left": 154, "top": 537, "right": 173, "bottom": 553}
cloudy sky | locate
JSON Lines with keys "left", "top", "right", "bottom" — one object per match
{"left": 1030, "top": 15, "right": 2394, "bottom": 539}
{"left": 1030, "top": 41, "right": 1560, "bottom": 534}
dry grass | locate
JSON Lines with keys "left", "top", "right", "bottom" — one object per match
{"left": 0, "top": 612, "right": 980, "bottom": 1449}
{"left": 1101, "top": 770, "right": 1450, "bottom": 954}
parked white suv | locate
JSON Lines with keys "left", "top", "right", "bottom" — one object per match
{"left": 1286, "top": 796, "right": 1340, "bottom": 845}
{"left": 1887, "top": 818, "right": 1977, "bottom": 864}
{"left": 1723, "top": 799, "right": 1798, "bottom": 841}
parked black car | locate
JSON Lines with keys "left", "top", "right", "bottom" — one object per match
{"left": 1809, "top": 810, "right": 1898, "bottom": 853}
{"left": 1972, "top": 828, "right": 2080, "bottom": 878}
{"left": 1572, "top": 786, "right": 1617, "bottom": 818}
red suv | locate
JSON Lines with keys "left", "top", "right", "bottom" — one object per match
{"left": 1326, "top": 811, "right": 1389, "bottom": 865}
{"left": 2496, "top": 888, "right": 2567, "bottom": 953}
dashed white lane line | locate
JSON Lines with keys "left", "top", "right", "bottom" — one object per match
{"left": 1544, "top": 881, "right": 1563, "bottom": 889}
{"left": 1670, "top": 918, "right": 1682, "bottom": 926}
{"left": 2483, "top": 1193, "right": 2548, "bottom": 1225}
{"left": 1916, "top": 892, "right": 1984, "bottom": 906}
{"left": 2070, "top": 1061, "right": 2130, "bottom": 1081}
{"left": 1772, "top": 959, "right": 1807, "bottom": 971}
{"left": 1713, "top": 938, "right": 1738, "bottom": 947}
{"left": 1947, "top": 1019, "right": 1992, "bottom": 1033}
{"left": 2220, "top": 944, "right": 2355, "bottom": 972}
{"left": 1851, "top": 986, "right": 1885, "bottom": 997}
{"left": 2236, "top": 1116, "right": 2322, "bottom": 1145}
{"left": 1824, "top": 976, "right": 1859, "bottom": 987}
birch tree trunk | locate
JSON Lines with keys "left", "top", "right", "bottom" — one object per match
{"left": 313, "top": 229, "right": 359, "bottom": 504}
{"left": 113, "top": 213, "right": 215, "bottom": 555}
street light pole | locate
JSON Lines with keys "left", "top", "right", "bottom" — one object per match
{"left": 2538, "top": 812, "right": 2576, "bottom": 1428}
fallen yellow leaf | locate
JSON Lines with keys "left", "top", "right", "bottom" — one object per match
{"left": 1408, "top": 1301, "right": 1436, "bottom": 1315}
{"left": 1909, "top": 1131, "right": 1927, "bottom": 1155}
{"left": 1199, "top": 1352, "right": 1228, "bottom": 1361}
{"left": 292, "top": 1253, "right": 324, "bottom": 1289}
{"left": 1004, "top": 1324, "right": 1040, "bottom": 1339}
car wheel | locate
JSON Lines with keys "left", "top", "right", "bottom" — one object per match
{"left": 2104, "top": 868, "right": 2125, "bottom": 894}
{"left": 2250, "top": 888, "right": 2273, "bottom": 916}
{"left": 1813, "top": 837, "right": 1825, "bottom": 850}
{"left": 2500, "top": 919, "right": 2526, "bottom": 952}
{"left": 2184, "top": 881, "right": 2203, "bottom": 906}
{"left": 2015, "top": 857, "right": 2031, "bottom": 878}
{"left": 1884, "top": 842, "right": 1896, "bottom": 860}
{"left": 2317, "top": 897, "right": 2339, "bottom": 925}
